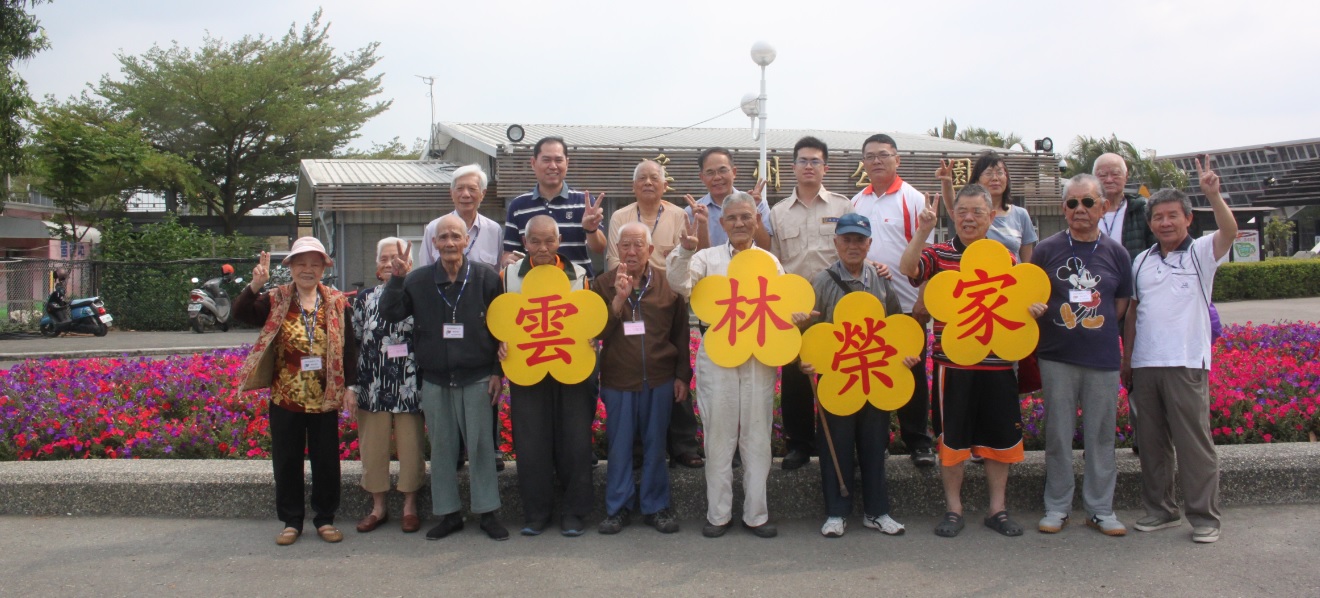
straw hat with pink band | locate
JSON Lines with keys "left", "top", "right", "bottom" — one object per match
{"left": 284, "top": 236, "right": 334, "bottom": 267}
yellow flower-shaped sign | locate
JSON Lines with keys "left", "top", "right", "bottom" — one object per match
{"left": 924, "top": 239, "right": 1049, "bottom": 365}
{"left": 690, "top": 249, "right": 814, "bottom": 368}
{"left": 800, "top": 292, "right": 925, "bottom": 415}
{"left": 487, "top": 265, "right": 606, "bottom": 386}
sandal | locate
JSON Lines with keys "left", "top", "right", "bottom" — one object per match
{"left": 984, "top": 510, "right": 1024, "bottom": 537}
{"left": 934, "top": 512, "right": 964, "bottom": 538}
{"left": 317, "top": 525, "right": 344, "bottom": 543}
{"left": 275, "top": 527, "right": 301, "bottom": 546}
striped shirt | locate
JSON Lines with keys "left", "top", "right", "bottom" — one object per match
{"left": 502, "top": 184, "right": 594, "bottom": 277}
{"left": 908, "top": 236, "right": 1015, "bottom": 370}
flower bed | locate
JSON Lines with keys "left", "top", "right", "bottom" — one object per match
{"left": 1, "top": 323, "right": 1316, "bottom": 461}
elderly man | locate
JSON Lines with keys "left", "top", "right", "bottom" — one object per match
{"left": 502, "top": 136, "right": 606, "bottom": 276}
{"left": 851, "top": 134, "right": 937, "bottom": 467}
{"left": 798, "top": 213, "right": 916, "bottom": 538}
{"left": 606, "top": 159, "right": 705, "bottom": 470}
{"left": 769, "top": 136, "right": 855, "bottom": 471}
{"left": 668, "top": 192, "right": 782, "bottom": 539}
{"left": 1094, "top": 153, "right": 1156, "bottom": 261}
{"left": 594, "top": 221, "right": 692, "bottom": 535}
{"left": 683, "top": 147, "right": 773, "bottom": 250}
{"left": 422, "top": 164, "right": 502, "bottom": 268}
{"left": 900, "top": 184, "right": 1047, "bottom": 538}
{"left": 499, "top": 215, "right": 595, "bottom": 537}
{"left": 380, "top": 214, "right": 508, "bottom": 541}
{"left": 1122, "top": 157, "right": 1236, "bottom": 544}
{"left": 1029, "top": 174, "right": 1133, "bottom": 536}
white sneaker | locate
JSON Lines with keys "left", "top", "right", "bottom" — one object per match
{"left": 1192, "top": 526, "right": 1220, "bottom": 543}
{"left": 821, "top": 517, "right": 846, "bottom": 538}
{"left": 863, "top": 514, "right": 905, "bottom": 536}
{"left": 1038, "top": 511, "right": 1069, "bottom": 533}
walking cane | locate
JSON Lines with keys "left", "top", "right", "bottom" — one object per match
{"left": 809, "top": 371, "right": 849, "bottom": 497}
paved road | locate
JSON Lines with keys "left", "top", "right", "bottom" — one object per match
{"left": 1213, "top": 296, "right": 1320, "bottom": 326}
{"left": 0, "top": 505, "right": 1315, "bottom": 597}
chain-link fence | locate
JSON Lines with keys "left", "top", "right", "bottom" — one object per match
{"left": 0, "top": 258, "right": 258, "bottom": 332}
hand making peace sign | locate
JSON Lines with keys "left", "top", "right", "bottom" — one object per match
{"left": 582, "top": 190, "right": 605, "bottom": 233}
{"left": 390, "top": 239, "right": 412, "bottom": 278}
{"left": 249, "top": 251, "right": 270, "bottom": 293}
{"left": 1196, "top": 155, "right": 1221, "bottom": 198}
{"left": 917, "top": 192, "right": 942, "bottom": 233}
{"left": 680, "top": 201, "right": 701, "bottom": 251}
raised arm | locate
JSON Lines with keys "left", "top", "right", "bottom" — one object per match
{"left": 1199, "top": 156, "right": 1237, "bottom": 261}
{"left": 899, "top": 194, "right": 941, "bottom": 279}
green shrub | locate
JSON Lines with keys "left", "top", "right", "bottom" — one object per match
{"left": 1214, "top": 258, "right": 1320, "bottom": 301}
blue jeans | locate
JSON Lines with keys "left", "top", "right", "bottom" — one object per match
{"left": 601, "top": 382, "right": 674, "bottom": 516}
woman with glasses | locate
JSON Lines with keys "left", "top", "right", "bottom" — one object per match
{"left": 938, "top": 150, "right": 1037, "bottom": 263}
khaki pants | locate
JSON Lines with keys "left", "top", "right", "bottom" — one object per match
{"left": 357, "top": 410, "right": 426, "bottom": 494}
{"left": 1130, "top": 367, "right": 1222, "bottom": 528}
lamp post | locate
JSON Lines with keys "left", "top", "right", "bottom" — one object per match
{"left": 742, "top": 41, "right": 776, "bottom": 182}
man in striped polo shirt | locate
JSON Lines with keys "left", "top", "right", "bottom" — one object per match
{"left": 899, "top": 184, "right": 1047, "bottom": 539}
{"left": 502, "top": 136, "right": 607, "bottom": 277}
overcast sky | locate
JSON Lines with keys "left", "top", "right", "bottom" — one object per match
{"left": 19, "top": 0, "right": 1320, "bottom": 158}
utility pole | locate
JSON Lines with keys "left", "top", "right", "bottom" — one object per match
{"left": 417, "top": 75, "right": 435, "bottom": 160}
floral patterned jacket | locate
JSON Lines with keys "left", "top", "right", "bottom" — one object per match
{"left": 351, "top": 285, "right": 420, "bottom": 413}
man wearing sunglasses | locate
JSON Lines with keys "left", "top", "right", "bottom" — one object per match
{"left": 1028, "top": 174, "right": 1133, "bottom": 537}
{"left": 767, "top": 136, "right": 855, "bottom": 471}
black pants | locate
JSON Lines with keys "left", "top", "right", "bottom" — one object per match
{"left": 818, "top": 404, "right": 891, "bottom": 517}
{"left": 667, "top": 392, "right": 702, "bottom": 457}
{"left": 510, "top": 378, "right": 595, "bottom": 523}
{"left": 896, "top": 344, "right": 933, "bottom": 451}
{"left": 780, "top": 363, "right": 815, "bottom": 454}
{"left": 269, "top": 401, "right": 340, "bottom": 531}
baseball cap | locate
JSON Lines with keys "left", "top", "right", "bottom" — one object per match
{"left": 834, "top": 213, "right": 872, "bottom": 237}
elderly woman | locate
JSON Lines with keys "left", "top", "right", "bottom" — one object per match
{"left": 236, "top": 237, "right": 358, "bottom": 546}
{"left": 349, "top": 237, "right": 424, "bottom": 534}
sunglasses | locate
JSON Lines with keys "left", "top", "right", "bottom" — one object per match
{"left": 1065, "top": 197, "right": 1098, "bottom": 209}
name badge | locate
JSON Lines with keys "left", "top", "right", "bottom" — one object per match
{"left": 1069, "top": 289, "right": 1091, "bottom": 303}
{"left": 300, "top": 356, "right": 323, "bottom": 371}
{"left": 443, "top": 323, "right": 465, "bottom": 339}
{"left": 386, "top": 343, "right": 409, "bottom": 359}
{"left": 624, "top": 320, "right": 646, "bottom": 336}
{"left": 821, "top": 217, "right": 839, "bottom": 224}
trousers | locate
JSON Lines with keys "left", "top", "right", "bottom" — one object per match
{"left": 268, "top": 401, "right": 340, "bottom": 531}
{"left": 695, "top": 344, "right": 774, "bottom": 527}
{"left": 818, "top": 402, "right": 892, "bottom": 517}
{"left": 1039, "top": 359, "right": 1118, "bottom": 516}
{"left": 510, "top": 377, "right": 596, "bottom": 523}
{"left": 602, "top": 382, "right": 674, "bottom": 516}
{"left": 421, "top": 380, "right": 500, "bottom": 515}
{"left": 1130, "top": 367, "right": 1222, "bottom": 528}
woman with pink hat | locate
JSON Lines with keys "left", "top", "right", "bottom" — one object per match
{"left": 235, "top": 237, "right": 359, "bottom": 546}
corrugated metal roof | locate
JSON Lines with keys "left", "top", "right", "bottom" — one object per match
{"left": 296, "top": 160, "right": 458, "bottom": 212}
{"left": 437, "top": 122, "right": 1017, "bottom": 156}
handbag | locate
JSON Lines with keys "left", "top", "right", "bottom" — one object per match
{"left": 1017, "top": 351, "right": 1042, "bottom": 394}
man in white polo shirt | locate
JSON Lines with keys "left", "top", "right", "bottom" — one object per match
{"left": 1121, "top": 156, "right": 1236, "bottom": 544}
{"left": 849, "top": 133, "right": 936, "bottom": 467}
{"left": 422, "top": 164, "right": 503, "bottom": 269}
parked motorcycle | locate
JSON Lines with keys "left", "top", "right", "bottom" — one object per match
{"left": 40, "top": 288, "right": 112, "bottom": 337}
{"left": 188, "top": 264, "right": 242, "bottom": 333}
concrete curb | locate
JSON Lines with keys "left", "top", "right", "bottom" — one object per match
{"left": 0, "top": 346, "right": 244, "bottom": 361}
{"left": 2, "top": 443, "right": 1316, "bottom": 521}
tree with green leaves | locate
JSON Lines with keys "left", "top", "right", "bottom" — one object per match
{"left": 928, "top": 117, "right": 1027, "bottom": 151}
{"left": 1064, "top": 134, "right": 1188, "bottom": 191}
{"left": 98, "top": 10, "right": 390, "bottom": 235}
{"left": 338, "top": 136, "right": 425, "bottom": 160}
{"left": 1, "top": 0, "right": 50, "bottom": 198}
{"left": 28, "top": 95, "right": 199, "bottom": 243}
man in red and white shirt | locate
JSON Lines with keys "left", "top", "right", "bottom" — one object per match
{"left": 849, "top": 134, "right": 937, "bottom": 467}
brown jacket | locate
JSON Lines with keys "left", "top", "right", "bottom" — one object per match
{"left": 592, "top": 266, "right": 692, "bottom": 391}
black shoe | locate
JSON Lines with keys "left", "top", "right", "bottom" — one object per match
{"left": 643, "top": 508, "right": 680, "bottom": 534}
{"left": 425, "top": 513, "right": 464, "bottom": 540}
{"left": 495, "top": 459, "right": 505, "bottom": 472}
{"left": 598, "top": 509, "right": 631, "bottom": 535}
{"left": 480, "top": 513, "right": 509, "bottom": 541}
{"left": 910, "top": 447, "right": 936, "bottom": 467}
{"left": 520, "top": 517, "right": 550, "bottom": 536}
{"left": 702, "top": 520, "right": 732, "bottom": 538}
{"left": 743, "top": 520, "right": 778, "bottom": 538}
{"left": 782, "top": 449, "right": 810, "bottom": 471}
{"left": 561, "top": 514, "right": 585, "bottom": 537}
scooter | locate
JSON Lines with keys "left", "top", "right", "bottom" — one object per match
{"left": 188, "top": 273, "right": 242, "bottom": 333}
{"left": 39, "top": 291, "right": 112, "bottom": 337}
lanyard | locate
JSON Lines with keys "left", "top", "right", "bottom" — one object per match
{"left": 437, "top": 262, "right": 471, "bottom": 322}
{"left": 1065, "top": 233, "right": 1100, "bottom": 266}
{"left": 637, "top": 204, "right": 663, "bottom": 234}
{"left": 465, "top": 221, "right": 481, "bottom": 256}
{"left": 1100, "top": 212, "right": 1118, "bottom": 238}
{"left": 627, "top": 268, "right": 652, "bottom": 320}
{"left": 298, "top": 290, "right": 320, "bottom": 347}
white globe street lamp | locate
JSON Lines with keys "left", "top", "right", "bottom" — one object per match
{"left": 744, "top": 41, "right": 776, "bottom": 182}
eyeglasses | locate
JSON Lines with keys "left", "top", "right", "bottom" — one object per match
{"left": 793, "top": 158, "right": 824, "bottom": 167}
{"left": 862, "top": 152, "right": 897, "bottom": 163}
{"left": 980, "top": 168, "right": 1007, "bottom": 180}
{"left": 1065, "top": 197, "right": 1098, "bottom": 209}
{"left": 702, "top": 166, "right": 732, "bottom": 177}
{"left": 954, "top": 208, "right": 989, "bottom": 217}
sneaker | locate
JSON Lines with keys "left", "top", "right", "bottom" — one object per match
{"left": 1192, "top": 526, "right": 1220, "bottom": 543}
{"left": 863, "top": 514, "right": 906, "bottom": 536}
{"left": 702, "top": 520, "right": 732, "bottom": 538}
{"left": 479, "top": 513, "right": 509, "bottom": 541}
{"left": 561, "top": 514, "right": 585, "bottom": 537}
{"left": 1038, "top": 511, "right": 1069, "bottom": 534}
{"left": 425, "top": 513, "right": 464, "bottom": 540}
{"left": 643, "top": 509, "right": 680, "bottom": 534}
{"left": 1134, "top": 513, "right": 1183, "bottom": 532}
{"left": 782, "top": 449, "right": 810, "bottom": 471}
{"left": 598, "top": 509, "right": 631, "bottom": 535}
{"left": 520, "top": 517, "right": 550, "bottom": 536}
{"left": 910, "top": 447, "right": 936, "bottom": 468}
{"left": 1086, "top": 514, "right": 1128, "bottom": 537}
{"left": 821, "top": 517, "right": 846, "bottom": 538}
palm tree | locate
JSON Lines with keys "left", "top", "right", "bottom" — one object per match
{"left": 956, "top": 127, "right": 1028, "bottom": 152}
{"left": 928, "top": 118, "right": 957, "bottom": 139}
{"left": 1063, "top": 134, "right": 1142, "bottom": 178}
